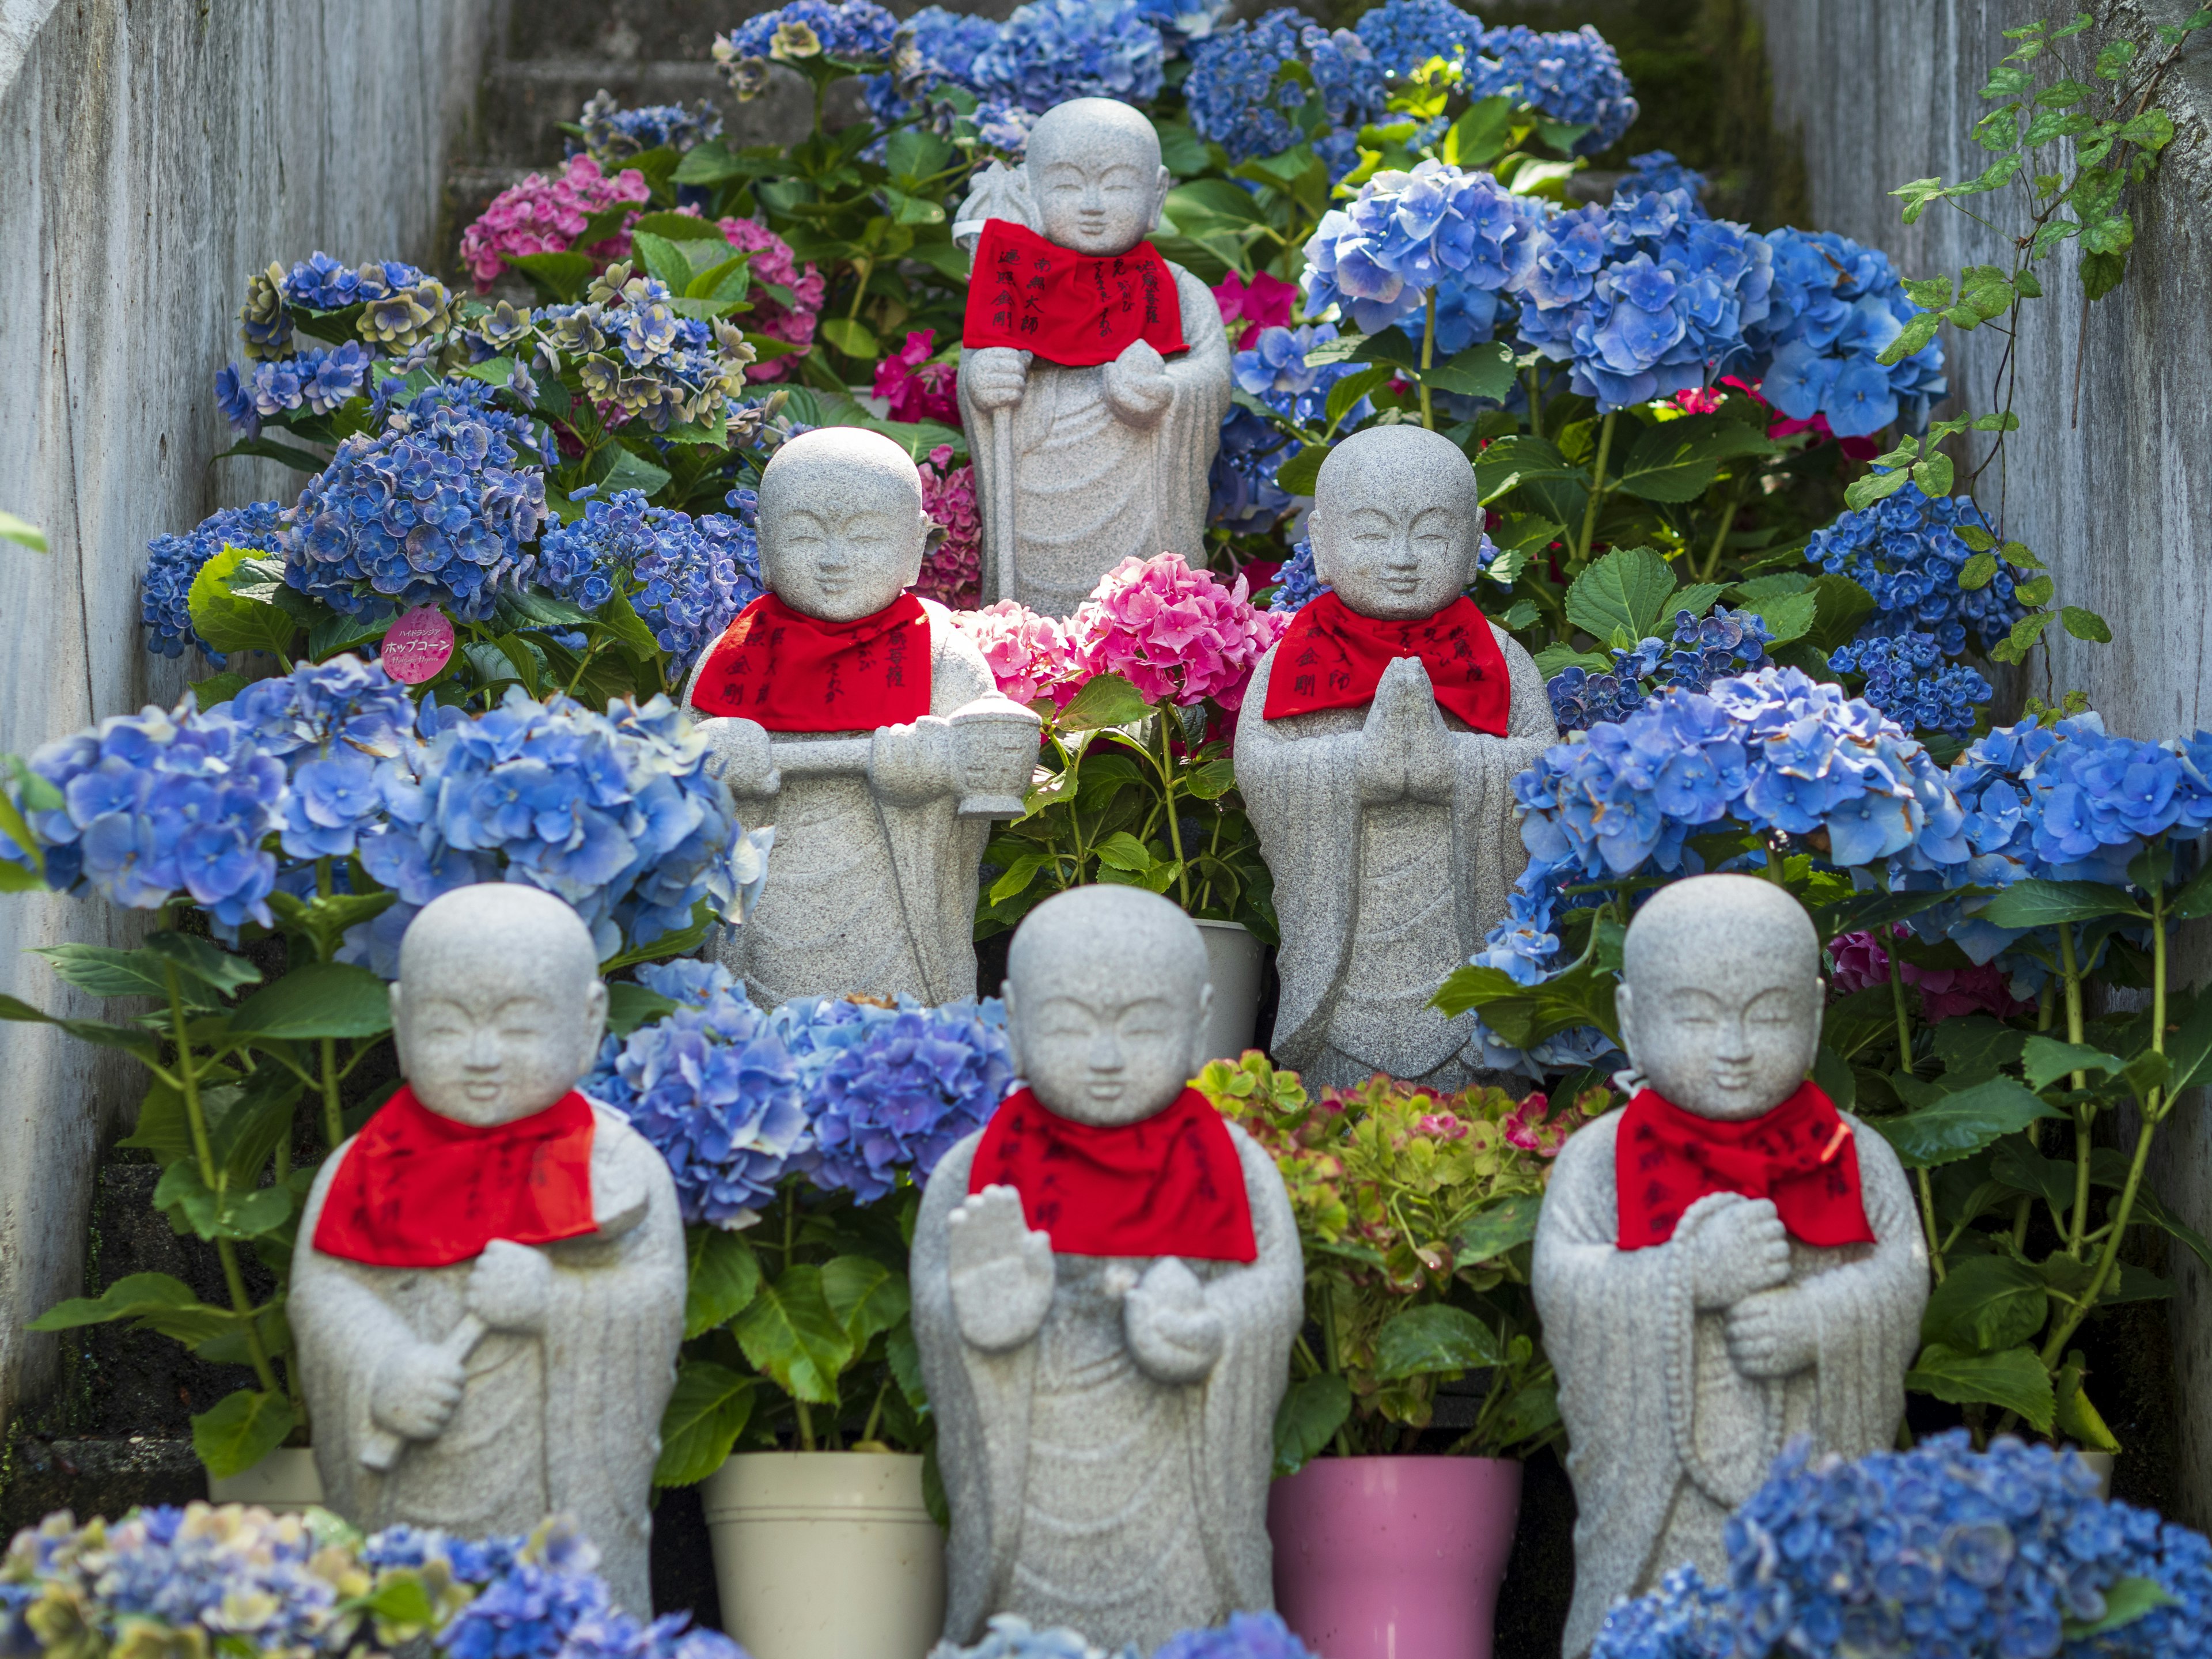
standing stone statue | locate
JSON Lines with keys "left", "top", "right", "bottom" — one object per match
{"left": 1235, "top": 425, "right": 1556, "bottom": 1090}
{"left": 1532, "top": 875, "right": 1929, "bottom": 1657}
{"left": 912, "top": 886, "right": 1304, "bottom": 1653}
{"left": 955, "top": 98, "right": 1232, "bottom": 615}
{"left": 683, "top": 426, "right": 1039, "bottom": 1007}
{"left": 291, "top": 885, "right": 686, "bottom": 1614}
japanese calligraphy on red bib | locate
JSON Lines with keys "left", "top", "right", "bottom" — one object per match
{"left": 1261, "top": 590, "right": 1512, "bottom": 735}
{"left": 961, "top": 219, "right": 1188, "bottom": 369}
{"left": 691, "top": 592, "right": 933, "bottom": 731}
{"left": 1614, "top": 1081, "right": 1874, "bottom": 1250}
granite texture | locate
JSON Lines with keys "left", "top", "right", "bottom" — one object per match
{"left": 1236, "top": 426, "right": 1557, "bottom": 1091}
{"left": 681, "top": 429, "right": 1038, "bottom": 1008}
{"left": 1532, "top": 876, "right": 1929, "bottom": 1657}
{"left": 911, "top": 887, "right": 1304, "bottom": 1652}
{"left": 290, "top": 887, "right": 684, "bottom": 1615}
{"left": 953, "top": 100, "right": 1231, "bottom": 616}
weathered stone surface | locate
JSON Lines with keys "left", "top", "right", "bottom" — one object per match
{"left": 912, "top": 887, "right": 1304, "bottom": 1653}
{"left": 955, "top": 100, "right": 1232, "bottom": 616}
{"left": 1236, "top": 425, "right": 1556, "bottom": 1091}
{"left": 1533, "top": 876, "right": 1928, "bottom": 1656}
{"left": 1756, "top": 0, "right": 2212, "bottom": 1533}
{"left": 683, "top": 428, "right": 1037, "bottom": 1008}
{"left": 0, "top": 0, "right": 503, "bottom": 1448}
{"left": 291, "top": 888, "right": 684, "bottom": 1613}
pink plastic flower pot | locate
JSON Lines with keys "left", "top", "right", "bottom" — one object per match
{"left": 1268, "top": 1456, "right": 1523, "bottom": 1659}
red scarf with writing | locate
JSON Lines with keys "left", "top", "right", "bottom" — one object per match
{"left": 691, "top": 592, "right": 932, "bottom": 730}
{"left": 1262, "top": 591, "right": 1511, "bottom": 734}
{"left": 962, "top": 219, "right": 1187, "bottom": 369}
{"left": 1615, "top": 1081, "right": 1873, "bottom": 1251}
{"left": 969, "top": 1087, "right": 1255, "bottom": 1261}
{"left": 312, "top": 1085, "right": 598, "bottom": 1268}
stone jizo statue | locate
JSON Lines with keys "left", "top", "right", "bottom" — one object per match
{"left": 683, "top": 426, "right": 1039, "bottom": 1007}
{"left": 912, "top": 885, "right": 1303, "bottom": 1653}
{"left": 1236, "top": 424, "right": 1556, "bottom": 1090}
{"left": 1532, "top": 874, "right": 1929, "bottom": 1657}
{"left": 955, "top": 97, "right": 1231, "bottom": 615}
{"left": 291, "top": 884, "right": 686, "bottom": 1614}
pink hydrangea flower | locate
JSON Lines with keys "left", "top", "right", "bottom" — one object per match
{"left": 1502, "top": 1090, "right": 1587, "bottom": 1157}
{"left": 717, "top": 217, "right": 825, "bottom": 381}
{"left": 1211, "top": 269, "right": 1297, "bottom": 349}
{"left": 916, "top": 445, "right": 982, "bottom": 607}
{"left": 950, "top": 601, "right": 1086, "bottom": 709}
{"left": 1672, "top": 386, "right": 1725, "bottom": 414}
{"left": 457, "top": 157, "right": 652, "bottom": 293}
{"left": 1827, "top": 929, "right": 1893, "bottom": 994}
{"left": 875, "top": 328, "right": 960, "bottom": 426}
{"left": 1067, "top": 551, "right": 1288, "bottom": 711}
{"left": 1826, "top": 927, "right": 2034, "bottom": 1022}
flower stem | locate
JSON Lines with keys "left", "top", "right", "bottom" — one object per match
{"left": 1575, "top": 410, "right": 1617, "bottom": 567}
{"left": 1698, "top": 482, "right": 1744, "bottom": 584}
{"left": 1524, "top": 366, "right": 1543, "bottom": 438}
{"left": 2059, "top": 923, "right": 2092, "bottom": 1256}
{"left": 1918, "top": 1169, "right": 1947, "bottom": 1283}
{"left": 1888, "top": 933, "right": 1914, "bottom": 1075}
{"left": 1419, "top": 290, "right": 1438, "bottom": 431}
{"left": 1156, "top": 710, "right": 1192, "bottom": 911}
{"left": 320, "top": 1038, "right": 345, "bottom": 1152}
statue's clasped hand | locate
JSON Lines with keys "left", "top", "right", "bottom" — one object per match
{"left": 870, "top": 716, "right": 960, "bottom": 807}
{"left": 1724, "top": 1285, "right": 1819, "bottom": 1379}
{"left": 1111, "top": 1257, "right": 1225, "bottom": 1384}
{"left": 702, "top": 716, "right": 780, "bottom": 797}
{"left": 1356, "top": 657, "right": 1453, "bottom": 806}
{"left": 966, "top": 346, "right": 1032, "bottom": 413}
{"left": 948, "top": 1184, "right": 1055, "bottom": 1352}
{"left": 1103, "top": 340, "right": 1173, "bottom": 429}
{"left": 1682, "top": 1194, "right": 1791, "bottom": 1311}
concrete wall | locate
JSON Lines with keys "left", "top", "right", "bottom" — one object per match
{"left": 1758, "top": 0, "right": 2212, "bottom": 1518}
{"left": 0, "top": 0, "right": 505, "bottom": 1438}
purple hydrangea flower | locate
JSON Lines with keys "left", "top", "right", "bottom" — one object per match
{"left": 141, "top": 500, "right": 290, "bottom": 660}
{"left": 1803, "top": 481, "right": 2018, "bottom": 656}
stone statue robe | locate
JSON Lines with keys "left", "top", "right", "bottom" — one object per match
{"left": 1233, "top": 624, "right": 1556, "bottom": 1090}
{"left": 683, "top": 601, "right": 1000, "bottom": 1007}
{"left": 291, "top": 1102, "right": 685, "bottom": 1615}
{"left": 954, "top": 169, "right": 1230, "bottom": 616}
{"left": 912, "top": 1128, "right": 1304, "bottom": 1653}
{"left": 1532, "top": 1111, "right": 1928, "bottom": 1657}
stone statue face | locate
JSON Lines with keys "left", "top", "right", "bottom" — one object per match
{"left": 1005, "top": 885, "right": 1211, "bottom": 1126}
{"left": 1615, "top": 874, "right": 1824, "bottom": 1122}
{"left": 758, "top": 429, "right": 930, "bottom": 622}
{"left": 1309, "top": 426, "right": 1483, "bottom": 620}
{"left": 390, "top": 886, "right": 608, "bottom": 1128}
{"left": 1026, "top": 99, "right": 1170, "bottom": 257}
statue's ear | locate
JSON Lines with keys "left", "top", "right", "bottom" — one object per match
{"left": 1147, "top": 164, "right": 1171, "bottom": 234}
{"left": 389, "top": 984, "right": 409, "bottom": 1077}
{"left": 1002, "top": 984, "right": 1023, "bottom": 1074}
{"left": 1613, "top": 982, "right": 1635, "bottom": 1063}
{"left": 1190, "top": 982, "right": 1215, "bottom": 1075}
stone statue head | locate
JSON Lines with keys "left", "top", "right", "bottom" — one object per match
{"left": 1616, "top": 874, "right": 1824, "bottom": 1123}
{"left": 757, "top": 427, "right": 934, "bottom": 622}
{"left": 1308, "top": 425, "right": 1486, "bottom": 620}
{"left": 390, "top": 885, "right": 609, "bottom": 1128}
{"left": 1003, "top": 885, "right": 1213, "bottom": 1127}
{"left": 1025, "top": 98, "right": 1171, "bottom": 258}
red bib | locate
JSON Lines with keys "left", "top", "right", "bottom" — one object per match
{"left": 312, "top": 1086, "right": 599, "bottom": 1268}
{"left": 691, "top": 592, "right": 932, "bottom": 730}
{"left": 1261, "top": 592, "right": 1511, "bottom": 735}
{"left": 1615, "top": 1082, "right": 1874, "bottom": 1251}
{"left": 969, "top": 1087, "right": 1256, "bottom": 1261}
{"left": 962, "top": 219, "right": 1188, "bottom": 369}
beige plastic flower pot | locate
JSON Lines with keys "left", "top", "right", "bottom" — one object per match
{"left": 1194, "top": 918, "right": 1264, "bottom": 1064}
{"left": 207, "top": 1447, "right": 325, "bottom": 1514}
{"left": 701, "top": 1452, "right": 943, "bottom": 1659}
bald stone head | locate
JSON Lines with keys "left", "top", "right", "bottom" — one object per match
{"left": 1005, "top": 885, "right": 1213, "bottom": 1126}
{"left": 1025, "top": 98, "right": 1170, "bottom": 257}
{"left": 1309, "top": 425, "right": 1486, "bottom": 620}
{"left": 758, "top": 427, "right": 932, "bottom": 622}
{"left": 391, "top": 884, "right": 609, "bottom": 1128}
{"left": 1616, "top": 874, "right": 1825, "bottom": 1123}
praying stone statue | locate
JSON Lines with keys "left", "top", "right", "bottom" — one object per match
{"left": 1532, "top": 875, "right": 1929, "bottom": 1657}
{"left": 682, "top": 426, "right": 1040, "bottom": 1007}
{"left": 291, "top": 885, "right": 686, "bottom": 1614}
{"left": 1235, "top": 424, "right": 1556, "bottom": 1091}
{"left": 955, "top": 97, "right": 1232, "bottom": 615}
{"left": 912, "top": 886, "right": 1304, "bottom": 1653}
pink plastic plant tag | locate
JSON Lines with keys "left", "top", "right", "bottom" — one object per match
{"left": 381, "top": 606, "right": 455, "bottom": 685}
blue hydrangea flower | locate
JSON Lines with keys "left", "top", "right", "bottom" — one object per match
{"left": 1467, "top": 24, "right": 1638, "bottom": 154}
{"left": 1210, "top": 323, "right": 1372, "bottom": 533}
{"left": 279, "top": 251, "right": 371, "bottom": 312}
{"left": 1132, "top": 0, "right": 1230, "bottom": 51}
{"left": 931, "top": 1614, "right": 1129, "bottom": 1659}
{"left": 1547, "top": 605, "right": 1773, "bottom": 732}
{"left": 716, "top": 0, "right": 899, "bottom": 99}
{"left": 1185, "top": 9, "right": 1385, "bottom": 163}
{"left": 1209, "top": 406, "right": 1300, "bottom": 534}
{"left": 1622, "top": 150, "right": 1707, "bottom": 200}
{"left": 967, "top": 0, "right": 1166, "bottom": 115}
{"left": 285, "top": 385, "right": 550, "bottom": 622}
{"left": 862, "top": 6, "right": 1006, "bottom": 124}
{"left": 1803, "top": 481, "right": 2020, "bottom": 656}
{"left": 141, "top": 501, "right": 289, "bottom": 660}
{"left": 585, "top": 960, "right": 812, "bottom": 1229}
{"left": 214, "top": 343, "right": 374, "bottom": 434}
{"left": 1152, "top": 1612, "right": 1320, "bottom": 1658}
{"left": 535, "top": 268, "right": 754, "bottom": 435}
{"left": 1353, "top": 0, "right": 1485, "bottom": 79}
{"left": 1301, "top": 160, "right": 1546, "bottom": 349}
{"left": 1267, "top": 536, "right": 1328, "bottom": 613}
{"left": 1829, "top": 628, "right": 1991, "bottom": 737}
{"left": 539, "top": 490, "right": 765, "bottom": 683}
{"left": 1749, "top": 227, "right": 1946, "bottom": 439}
{"left": 229, "top": 656, "right": 417, "bottom": 863}
{"left": 1516, "top": 188, "right": 1773, "bottom": 411}
{"left": 570, "top": 91, "right": 724, "bottom": 165}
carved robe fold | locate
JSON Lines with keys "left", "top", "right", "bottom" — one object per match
{"left": 1532, "top": 1111, "right": 1928, "bottom": 1657}
{"left": 1233, "top": 625, "right": 1555, "bottom": 1089}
